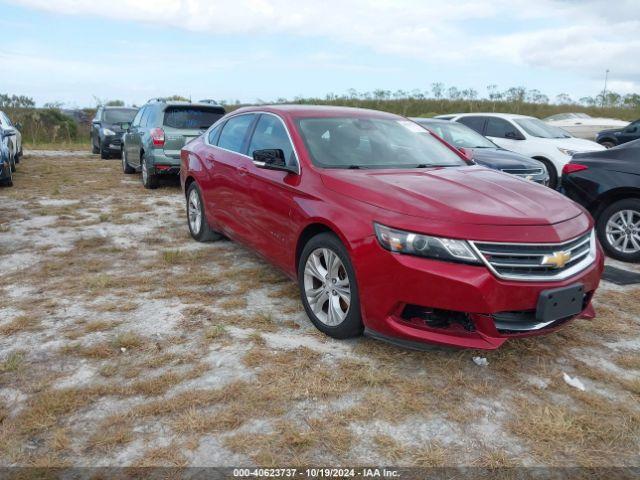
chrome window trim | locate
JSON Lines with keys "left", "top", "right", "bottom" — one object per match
{"left": 468, "top": 230, "right": 597, "bottom": 282}
{"left": 203, "top": 111, "right": 301, "bottom": 175}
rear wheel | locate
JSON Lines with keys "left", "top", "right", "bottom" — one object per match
{"left": 100, "top": 142, "right": 111, "bottom": 159}
{"left": 298, "top": 233, "right": 363, "bottom": 339}
{"left": 597, "top": 199, "right": 640, "bottom": 262}
{"left": 9, "top": 155, "right": 16, "bottom": 173}
{"left": 141, "top": 155, "right": 158, "bottom": 189}
{"left": 2, "top": 164, "right": 13, "bottom": 187}
{"left": 600, "top": 140, "right": 616, "bottom": 149}
{"left": 186, "top": 182, "right": 221, "bottom": 242}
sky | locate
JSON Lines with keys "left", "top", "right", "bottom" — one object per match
{"left": 0, "top": 0, "right": 638, "bottom": 108}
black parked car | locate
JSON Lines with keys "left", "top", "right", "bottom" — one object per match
{"left": 91, "top": 106, "right": 138, "bottom": 159}
{"left": 596, "top": 118, "right": 640, "bottom": 149}
{"left": 562, "top": 139, "right": 640, "bottom": 262}
{"left": 411, "top": 118, "right": 549, "bottom": 185}
{"left": 1, "top": 128, "right": 16, "bottom": 187}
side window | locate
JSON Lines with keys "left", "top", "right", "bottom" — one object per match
{"left": 248, "top": 115, "right": 296, "bottom": 166}
{"left": 457, "top": 116, "right": 485, "bottom": 134}
{"left": 140, "top": 107, "right": 152, "bottom": 128}
{"left": 217, "top": 114, "right": 255, "bottom": 154}
{"left": 131, "top": 108, "right": 144, "bottom": 127}
{"left": 485, "top": 118, "right": 518, "bottom": 139}
{"left": 207, "top": 123, "right": 223, "bottom": 145}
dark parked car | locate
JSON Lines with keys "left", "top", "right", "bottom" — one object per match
{"left": 562, "top": 139, "right": 640, "bottom": 262}
{"left": 91, "top": 107, "right": 138, "bottom": 159}
{"left": 596, "top": 119, "right": 640, "bottom": 149}
{"left": 0, "top": 128, "right": 16, "bottom": 186}
{"left": 122, "top": 99, "right": 225, "bottom": 189}
{"left": 412, "top": 118, "right": 549, "bottom": 185}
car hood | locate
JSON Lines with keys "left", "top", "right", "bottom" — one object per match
{"left": 321, "top": 166, "right": 583, "bottom": 226}
{"left": 543, "top": 137, "right": 606, "bottom": 152}
{"left": 470, "top": 148, "right": 544, "bottom": 170}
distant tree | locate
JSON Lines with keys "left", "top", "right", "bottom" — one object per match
{"left": 165, "top": 95, "right": 190, "bottom": 102}
{"left": 431, "top": 82, "right": 445, "bottom": 100}
{"left": 447, "top": 87, "right": 461, "bottom": 100}
{"left": 105, "top": 100, "right": 125, "bottom": 106}
{"left": 555, "top": 93, "right": 573, "bottom": 104}
{"left": 43, "top": 101, "right": 64, "bottom": 109}
{"left": 0, "top": 93, "right": 35, "bottom": 109}
{"left": 579, "top": 96, "right": 596, "bottom": 106}
{"left": 623, "top": 93, "right": 640, "bottom": 109}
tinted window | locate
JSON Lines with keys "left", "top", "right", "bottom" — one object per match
{"left": 486, "top": 118, "right": 519, "bottom": 139}
{"left": 103, "top": 108, "right": 137, "bottom": 124}
{"left": 514, "top": 118, "right": 570, "bottom": 139}
{"left": 457, "top": 116, "right": 486, "bottom": 134}
{"left": 419, "top": 121, "right": 495, "bottom": 148}
{"left": 248, "top": 115, "right": 296, "bottom": 166}
{"left": 131, "top": 108, "right": 144, "bottom": 127}
{"left": 163, "top": 107, "right": 225, "bottom": 129}
{"left": 218, "top": 114, "right": 255, "bottom": 153}
{"left": 140, "top": 108, "right": 152, "bottom": 127}
{"left": 297, "top": 117, "right": 466, "bottom": 169}
{"left": 207, "top": 123, "right": 223, "bottom": 145}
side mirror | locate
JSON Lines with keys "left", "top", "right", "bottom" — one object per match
{"left": 121, "top": 122, "right": 131, "bottom": 131}
{"left": 505, "top": 131, "right": 524, "bottom": 140}
{"left": 252, "top": 149, "right": 295, "bottom": 173}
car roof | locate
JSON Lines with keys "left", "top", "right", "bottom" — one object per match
{"left": 146, "top": 99, "right": 225, "bottom": 109}
{"left": 102, "top": 106, "right": 137, "bottom": 110}
{"left": 229, "top": 104, "right": 402, "bottom": 119}
{"left": 450, "top": 112, "right": 536, "bottom": 120}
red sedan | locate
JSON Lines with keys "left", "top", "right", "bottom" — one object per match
{"left": 180, "top": 106, "right": 604, "bottom": 350}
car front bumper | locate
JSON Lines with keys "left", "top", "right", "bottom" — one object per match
{"left": 102, "top": 134, "right": 123, "bottom": 152}
{"left": 354, "top": 237, "right": 604, "bottom": 350}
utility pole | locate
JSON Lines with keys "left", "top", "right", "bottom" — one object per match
{"left": 602, "top": 69, "right": 609, "bottom": 108}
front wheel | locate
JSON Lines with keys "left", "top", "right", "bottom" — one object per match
{"left": 298, "top": 233, "right": 363, "bottom": 339}
{"left": 2, "top": 165, "right": 13, "bottom": 187}
{"left": 537, "top": 158, "right": 557, "bottom": 189}
{"left": 597, "top": 199, "right": 640, "bottom": 262}
{"left": 141, "top": 155, "right": 158, "bottom": 189}
{"left": 92, "top": 136, "right": 99, "bottom": 154}
{"left": 186, "top": 182, "right": 221, "bottom": 242}
{"left": 600, "top": 141, "right": 616, "bottom": 149}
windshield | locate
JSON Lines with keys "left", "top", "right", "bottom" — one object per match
{"left": 104, "top": 109, "right": 137, "bottom": 124}
{"left": 419, "top": 121, "right": 495, "bottom": 149}
{"left": 163, "top": 107, "right": 225, "bottom": 130}
{"left": 515, "top": 118, "right": 572, "bottom": 139}
{"left": 297, "top": 117, "right": 467, "bottom": 169}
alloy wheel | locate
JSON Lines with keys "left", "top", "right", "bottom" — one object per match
{"left": 606, "top": 209, "right": 640, "bottom": 254}
{"left": 188, "top": 188, "right": 202, "bottom": 234}
{"left": 303, "top": 248, "right": 351, "bottom": 326}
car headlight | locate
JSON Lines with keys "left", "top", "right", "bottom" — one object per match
{"left": 374, "top": 223, "right": 481, "bottom": 264}
{"left": 557, "top": 147, "right": 577, "bottom": 157}
{"left": 102, "top": 128, "right": 116, "bottom": 136}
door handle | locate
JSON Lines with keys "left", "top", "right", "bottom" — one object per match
{"left": 238, "top": 167, "right": 249, "bottom": 176}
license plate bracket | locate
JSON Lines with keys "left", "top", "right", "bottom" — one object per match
{"left": 536, "top": 284, "right": 585, "bottom": 323}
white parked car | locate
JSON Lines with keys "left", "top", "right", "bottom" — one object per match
{"left": 441, "top": 113, "right": 606, "bottom": 188}
{"left": 0, "top": 111, "right": 23, "bottom": 166}
{"left": 544, "top": 112, "right": 629, "bottom": 140}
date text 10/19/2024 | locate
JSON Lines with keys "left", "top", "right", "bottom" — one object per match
{"left": 233, "top": 468, "right": 400, "bottom": 478}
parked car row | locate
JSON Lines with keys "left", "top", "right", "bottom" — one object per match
{"left": 174, "top": 105, "right": 605, "bottom": 351}
{"left": 543, "top": 112, "right": 640, "bottom": 149}
{"left": 0, "top": 110, "right": 23, "bottom": 188}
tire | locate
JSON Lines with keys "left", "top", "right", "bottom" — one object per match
{"left": 100, "top": 143, "right": 111, "bottom": 160}
{"left": 92, "top": 136, "right": 100, "bottom": 154}
{"left": 536, "top": 158, "right": 557, "bottom": 189}
{"left": 186, "top": 182, "right": 221, "bottom": 242}
{"left": 600, "top": 140, "right": 616, "bottom": 149}
{"left": 298, "top": 232, "right": 363, "bottom": 339}
{"left": 121, "top": 148, "right": 135, "bottom": 174}
{"left": 2, "top": 165, "right": 13, "bottom": 187}
{"left": 141, "top": 154, "right": 158, "bottom": 189}
{"left": 596, "top": 198, "right": 640, "bottom": 263}
{"left": 14, "top": 151, "right": 20, "bottom": 164}
{"left": 9, "top": 156, "right": 16, "bottom": 173}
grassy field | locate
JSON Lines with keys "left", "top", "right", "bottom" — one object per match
{"left": 0, "top": 152, "right": 638, "bottom": 468}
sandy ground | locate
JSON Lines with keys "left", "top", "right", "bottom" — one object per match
{"left": 0, "top": 152, "right": 638, "bottom": 468}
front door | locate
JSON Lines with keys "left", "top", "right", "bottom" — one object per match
{"left": 125, "top": 107, "right": 145, "bottom": 167}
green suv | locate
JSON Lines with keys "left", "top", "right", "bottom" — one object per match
{"left": 121, "top": 99, "right": 226, "bottom": 189}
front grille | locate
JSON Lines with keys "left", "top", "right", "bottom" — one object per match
{"left": 501, "top": 167, "right": 544, "bottom": 177}
{"left": 470, "top": 230, "right": 595, "bottom": 281}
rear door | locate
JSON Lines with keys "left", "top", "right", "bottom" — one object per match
{"left": 125, "top": 106, "right": 146, "bottom": 167}
{"left": 162, "top": 106, "right": 226, "bottom": 160}
{"left": 206, "top": 113, "right": 257, "bottom": 241}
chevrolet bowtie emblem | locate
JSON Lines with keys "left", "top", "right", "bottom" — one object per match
{"left": 541, "top": 251, "right": 572, "bottom": 269}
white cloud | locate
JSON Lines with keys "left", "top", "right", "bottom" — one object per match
{"left": 7, "top": 0, "right": 640, "bottom": 99}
